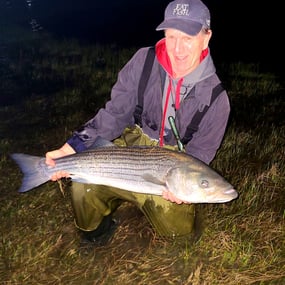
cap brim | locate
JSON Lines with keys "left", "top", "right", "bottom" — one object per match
{"left": 156, "top": 19, "right": 202, "bottom": 36}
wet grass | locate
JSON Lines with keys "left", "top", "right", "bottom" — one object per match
{"left": 0, "top": 32, "right": 284, "bottom": 284}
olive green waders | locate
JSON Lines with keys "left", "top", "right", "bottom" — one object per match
{"left": 71, "top": 125, "right": 195, "bottom": 238}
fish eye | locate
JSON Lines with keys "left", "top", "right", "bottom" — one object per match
{"left": 200, "top": 180, "right": 209, "bottom": 188}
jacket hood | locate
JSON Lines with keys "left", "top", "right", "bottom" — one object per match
{"left": 155, "top": 39, "right": 173, "bottom": 75}
{"left": 155, "top": 38, "right": 217, "bottom": 147}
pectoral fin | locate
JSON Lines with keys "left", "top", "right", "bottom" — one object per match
{"left": 142, "top": 173, "right": 166, "bottom": 186}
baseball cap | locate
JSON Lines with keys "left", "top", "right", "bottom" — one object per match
{"left": 156, "top": 0, "right": 211, "bottom": 36}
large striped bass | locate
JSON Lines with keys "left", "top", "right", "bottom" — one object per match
{"left": 11, "top": 145, "right": 238, "bottom": 203}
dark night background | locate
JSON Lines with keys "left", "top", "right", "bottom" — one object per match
{"left": 0, "top": 0, "right": 282, "bottom": 74}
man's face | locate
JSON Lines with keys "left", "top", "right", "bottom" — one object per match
{"left": 165, "top": 28, "right": 211, "bottom": 78}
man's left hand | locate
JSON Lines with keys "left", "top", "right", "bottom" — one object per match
{"left": 162, "top": 190, "right": 183, "bottom": 204}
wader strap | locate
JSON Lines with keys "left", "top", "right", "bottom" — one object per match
{"left": 181, "top": 83, "right": 224, "bottom": 145}
{"left": 133, "top": 46, "right": 155, "bottom": 127}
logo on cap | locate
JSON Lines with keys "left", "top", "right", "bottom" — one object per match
{"left": 173, "top": 4, "right": 190, "bottom": 16}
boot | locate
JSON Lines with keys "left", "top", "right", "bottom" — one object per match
{"left": 81, "top": 215, "right": 117, "bottom": 246}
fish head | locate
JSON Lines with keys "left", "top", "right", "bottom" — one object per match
{"left": 166, "top": 164, "right": 238, "bottom": 203}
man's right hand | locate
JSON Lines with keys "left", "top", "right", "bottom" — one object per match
{"left": 45, "top": 143, "right": 76, "bottom": 181}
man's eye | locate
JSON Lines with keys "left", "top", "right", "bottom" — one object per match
{"left": 183, "top": 38, "right": 192, "bottom": 45}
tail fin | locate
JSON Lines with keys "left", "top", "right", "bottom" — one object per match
{"left": 10, "top": 153, "right": 50, "bottom": 192}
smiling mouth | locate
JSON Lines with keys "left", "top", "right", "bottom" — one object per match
{"left": 174, "top": 56, "right": 187, "bottom": 61}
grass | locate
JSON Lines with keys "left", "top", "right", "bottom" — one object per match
{"left": 0, "top": 31, "right": 284, "bottom": 284}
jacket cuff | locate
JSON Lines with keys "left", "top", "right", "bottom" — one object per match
{"left": 66, "top": 136, "right": 87, "bottom": 153}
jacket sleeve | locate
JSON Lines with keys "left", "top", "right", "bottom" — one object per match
{"left": 66, "top": 48, "right": 150, "bottom": 152}
{"left": 184, "top": 90, "right": 230, "bottom": 165}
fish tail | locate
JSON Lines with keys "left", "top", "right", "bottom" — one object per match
{"left": 10, "top": 153, "right": 49, "bottom": 192}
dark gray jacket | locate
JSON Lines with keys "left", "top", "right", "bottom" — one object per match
{"left": 67, "top": 39, "right": 230, "bottom": 164}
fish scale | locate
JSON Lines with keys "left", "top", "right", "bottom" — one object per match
{"left": 55, "top": 147, "right": 174, "bottom": 176}
{"left": 36, "top": 147, "right": 167, "bottom": 188}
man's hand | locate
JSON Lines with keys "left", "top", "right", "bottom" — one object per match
{"left": 45, "top": 143, "right": 75, "bottom": 181}
{"left": 162, "top": 190, "right": 183, "bottom": 204}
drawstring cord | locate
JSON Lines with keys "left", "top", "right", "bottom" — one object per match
{"left": 175, "top": 78, "right": 183, "bottom": 110}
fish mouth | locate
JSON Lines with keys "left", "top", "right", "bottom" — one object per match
{"left": 224, "top": 188, "right": 238, "bottom": 197}
{"left": 220, "top": 188, "right": 238, "bottom": 202}
{"left": 210, "top": 188, "right": 238, "bottom": 203}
